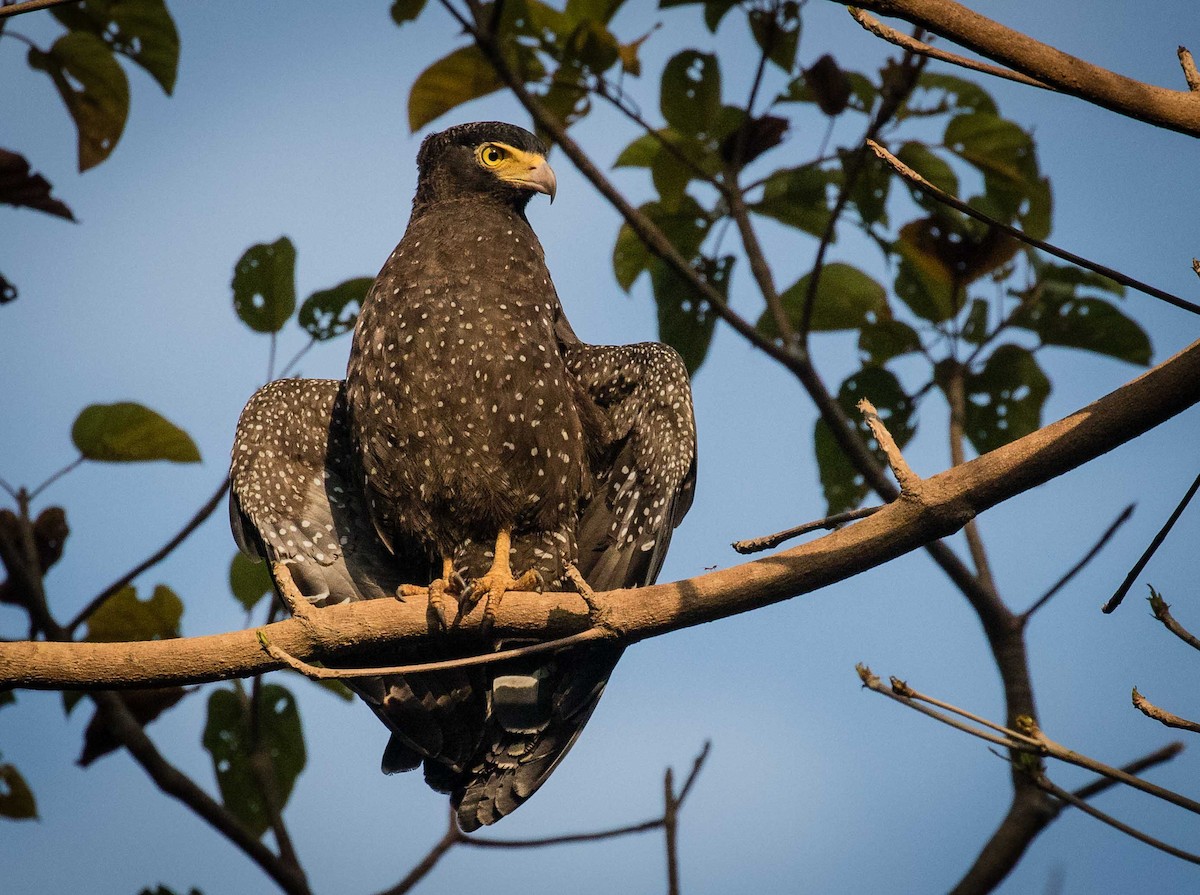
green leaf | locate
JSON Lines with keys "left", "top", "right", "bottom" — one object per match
{"left": 72, "top": 402, "right": 201, "bottom": 463}
{"left": 761, "top": 262, "right": 888, "bottom": 336}
{"left": 53, "top": 0, "right": 180, "bottom": 94}
{"left": 913, "top": 72, "right": 997, "bottom": 115}
{"left": 203, "top": 684, "right": 306, "bottom": 839}
{"left": 944, "top": 112, "right": 1043, "bottom": 230}
{"left": 1014, "top": 295, "right": 1150, "bottom": 365}
{"left": 749, "top": 5, "right": 800, "bottom": 73}
{"left": 298, "top": 277, "right": 372, "bottom": 341}
{"left": 0, "top": 764, "right": 37, "bottom": 820}
{"left": 232, "top": 237, "right": 297, "bottom": 334}
{"left": 960, "top": 345, "right": 1050, "bottom": 454}
{"left": 229, "top": 552, "right": 274, "bottom": 612}
{"left": 843, "top": 147, "right": 890, "bottom": 227}
{"left": 894, "top": 142, "right": 959, "bottom": 205}
{"left": 661, "top": 51, "right": 721, "bottom": 136}
{"left": 85, "top": 584, "right": 182, "bottom": 642}
{"left": 801, "top": 54, "right": 850, "bottom": 115}
{"left": 612, "top": 196, "right": 709, "bottom": 292}
{"left": 563, "top": 20, "right": 619, "bottom": 72}
{"left": 750, "top": 164, "right": 836, "bottom": 238}
{"left": 815, "top": 365, "right": 915, "bottom": 515}
{"left": 390, "top": 0, "right": 428, "bottom": 25}
{"left": 859, "top": 319, "right": 922, "bottom": 364}
{"left": 653, "top": 254, "right": 730, "bottom": 374}
{"left": 960, "top": 297, "right": 990, "bottom": 345}
{"left": 28, "top": 32, "right": 130, "bottom": 172}
{"left": 779, "top": 68, "right": 876, "bottom": 114}
{"left": 409, "top": 46, "right": 505, "bottom": 132}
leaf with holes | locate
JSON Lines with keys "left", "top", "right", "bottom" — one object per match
{"left": 748, "top": 5, "right": 800, "bottom": 73}
{"left": 232, "top": 237, "right": 296, "bottom": 334}
{"left": 749, "top": 164, "right": 836, "bottom": 238}
{"left": 72, "top": 402, "right": 200, "bottom": 463}
{"left": 760, "top": 262, "right": 888, "bottom": 337}
{"left": 802, "top": 54, "right": 850, "bottom": 115}
{"left": 0, "top": 149, "right": 75, "bottom": 220}
{"left": 911, "top": 72, "right": 997, "bottom": 115}
{"left": 53, "top": 0, "right": 180, "bottom": 95}
{"left": 661, "top": 51, "right": 721, "bottom": 136}
{"left": 0, "top": 765, "right": 37, "bottom": 820}
{"left": 1013, "top": 295, "right": 1150, "bottom": 365}
{"left": 298, "top": 277, "right": 371, "bottom": 341}
{"left": 653, "top": 255, "right": 730, "bottom": 374}
{"left": 203, "top": 684, "right": 306, "bottom": 839}
{"left": 230, "top": 552, "right": 274, "bottom": 612}
{"left": 815, "top": 365, "right": 915, "bottom": 515}
{"left": 28, "top": 32, "right": 130, "bottom": 171}
{"left": 959, "top": 345, "right": 1050, "bottom": 454}
{"left": 841, "top": 147, "right": 890, "bottom": 228}
{"left": 85, "top": 584, "right": 182, "bottom": 642}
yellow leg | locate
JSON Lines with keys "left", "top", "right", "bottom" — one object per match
{"left": 397, "top": 555, "right": 456, "bottom": 630}
{"left": 459, "top": 527, "right": 542, "bottom": 632}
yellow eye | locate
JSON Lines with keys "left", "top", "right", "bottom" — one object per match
{"left": 481, "top": 145, "right": 505, "bottom": 166}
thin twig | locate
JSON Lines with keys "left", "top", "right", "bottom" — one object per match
{"left": 849, "top": 8, "right": 1050, "bottom": 90}
{"left": 374, "top": 809, "right": 461, "bottom": 895}
{"left": 1070, "top": 742, "right": 1184, "bottom": 803}
{"left": 861, "top": 666, "right": 1200, "bottom": 816}
{"left": 466, "top": 819, "right": 662, "bottom": 848}
{"left": 1147, "top": 587, "right": 1200, "bottom": 652}
{"left": 1179, "top": 46, "right": 1200, "bottom": 92}
{"left": 0, "top": 475, "right": 18, "bottom": 500}
{"left": 1103, "top": 471, "right": 1200, "bottom": 612}
{"left": 27, "top": 456, "right": 84, "bottom": 502}
{"left": 1035, "top": 774, "right": 1200, "bottom": 866}
{"left": 867, "top": 139, "right": 1200, "bottom": 316}
{"left": 67, "top": 478, "right": 230, "bottom": 633}
{"left": 0, "top": 0, "right": 76, "bottom": 19}
{"left": 944, "top": 361, "right": 997, "bottom": 592}
{"left": 664, "top": 767, "right": 680, "bottom": 895}
{"left": 257, "top": 626, "right": 610, "bottom": 679}
{"left": 1132, "top": 688, "right": 1200, "bottom": 734}
{"left": 278, "top": 337, "right": 317, "bottom": 378}
{"left": 857, "top": 398, "right": 920, "bottom": 491}
{"left": 732, "top": 504, "right": 882, "bottom": 554}
{"left": 1022, "top": 504, "right": 1135, "bottom": 619}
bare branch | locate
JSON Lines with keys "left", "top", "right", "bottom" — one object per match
{"left": 848, "top": 8, "right": 1049, "bottom": 90}
{"left": 857, "top": 398, "right": 920, "bottom": 492}
{"left": 7, "top": 336, "right": 1200, "bottom": 690}
{"left": 1132, "top": 688, "right": 1200, "bottom": 734}
{"left": 1022, "top": 504, "right": 1135, "bottom": 619}
{"left": 0, "top": 0, "right": 77, "bottom": 19}
{"left": 1178, "top": 46, "right": 1200, "bottom": 92}
{"left": 866, "top": 139, "right": 1200, "bottom": 316}
{"left": 1147, "top": 587, "right": 1200, "bottom": 653}
{"left": 91, "top": 691, "right": 313, "bottom": 895}
{"left": 863, "top": 667, "right": 1200, "bottom": 816}
{"left": 1104, "top": 471, "right": 1200, "bottom": 612}
{"left": 66, "top": 478, "right": 230, "bottom": 634}
{"left": 374, "top": 809, "right": 461, "bottom": 895}
{"left": 732, "top": 505, "right": 882, "bottom": 554}
{"left": 1034, "top": 774, "right": 1200, "bottom": 866}
{"left": 1070, "top": 742, "right": 1184, "bottom": 803}
{"left": 831, "top": 0, "right": 1200, "bottom": 137}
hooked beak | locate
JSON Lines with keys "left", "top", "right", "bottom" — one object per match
{"left": 519, "top": 157, "right": 557, "bottom": 203}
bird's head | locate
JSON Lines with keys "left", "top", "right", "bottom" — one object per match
{"left": 413, "top": 121, "right": 557, "bottom": 213}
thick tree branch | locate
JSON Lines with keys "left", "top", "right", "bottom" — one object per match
{"left": 6, "top": 337, "right": 1200, "bottom": 690}
{"left": 830, "top": 0, "right": 1200, "bottom": 137}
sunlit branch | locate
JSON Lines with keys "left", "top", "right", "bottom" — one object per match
{"left": 732, "top": 504, "right": 882, "bottom": 554}
{"left": 1132, "top": 688, "right": 1200, "bottom": 735}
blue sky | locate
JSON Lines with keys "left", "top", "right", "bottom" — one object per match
{"left": 2, "top": 2, "right": 1199, "bottom": 893}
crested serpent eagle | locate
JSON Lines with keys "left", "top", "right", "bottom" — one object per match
{"left": 229, "top": 121, "right": 697, "bottom": 830}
